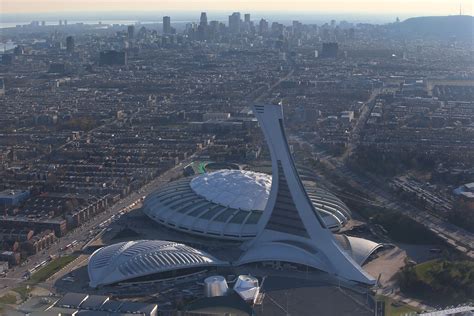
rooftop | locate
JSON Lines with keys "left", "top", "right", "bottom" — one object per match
{"left": 190, "top": 170, "right": 271, "bottom": 212}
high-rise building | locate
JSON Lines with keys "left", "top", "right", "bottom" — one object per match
{"left": 64, "top": 19, "right": 68, "bottom": 26}
{"left": 163, "top": 16, "right": 171, "bottom": 34}
{"left": 200, "top": 12, "right": 208, "bottom": 27}
{"left": 292, "top": 20, "right": 302, "bottom": 33}
{"left": 197, "top": 12, "right": 209, "bottom": 41}
{"left": 59, "top": 20, "right": 63, "bottom": 26}
{"left": 243, "top": 14, "right": 251, "bottom": 32}
{"left": 228, "top": 12, "right": 241, "bottom": 34}
{"left": 259, "top": 19, "right": 268, "bottom": 34}
{"left": 209, "top": 20, "right": 219, "bottom": 33}
{"left": 127, "top": 25, "right": 135, "bottom": 40}
{"left": 66, "top": 36, "right": 75, "bottom": 53}
{"left": 244, "top": 14, "right": 251, "bottom": 23}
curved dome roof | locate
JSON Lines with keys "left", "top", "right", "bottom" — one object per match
{"left": 334, "top": 235, "right": 383, "bottom": 265}
{"left": 190, "top": 170, "right": 271, "bottom": 211}
{"left": 142, "top": 170, "right": 352, "bottom": 240}
{"left": 88, "top": 240, "right": 226, "bottom": 288}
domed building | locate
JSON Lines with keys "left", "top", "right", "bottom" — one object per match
{"left": 142, "top": 169, "right": 351, "bottom": 240}
{"left": 89, "top": 104, "right": 382, "bottom": 287}
{"left": 88, "top": 240, "right": 226, "bottom": 288}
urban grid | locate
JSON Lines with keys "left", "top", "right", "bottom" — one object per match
{"left": 0, "top": 9, "right": 473, "bottom": 316}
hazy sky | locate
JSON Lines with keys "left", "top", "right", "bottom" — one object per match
{"left": 2, "top": 0, "right": 472, "bottom": 15}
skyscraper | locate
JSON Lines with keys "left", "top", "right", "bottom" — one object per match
{"left": 244, "top": 14, "right": 251, "bottom": 24}
{"left": 66, "top": 36, "right": 75, "bottom": 53}
{"left": 259, "top": 19, "right": 269, "bottom": 34}
{"left": 127, "top": 25, "right": 135, "bottom": 40}
{"left": 163, "top": 16, "right": 171, "bottom": 34}
{"left": 200, "top": 12, "right": 208, "bottom": 27}
{"left": 228, "top": 12, "right": 241, "bottom": 34}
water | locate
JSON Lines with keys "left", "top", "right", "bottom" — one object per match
{"left": 0, "top": 11, "right": 404, "bottom": 29}
{"left": 0, "top": 20, "right": 161, "bottom": 29}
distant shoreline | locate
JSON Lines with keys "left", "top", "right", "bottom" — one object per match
{"left": 0, "top": 12, "right": 416, "bottom": 29}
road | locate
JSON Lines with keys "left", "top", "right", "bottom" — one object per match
{"left": 0, "top": 153, "right": 199, "bottom": 296}
{"left": 254, "top": 63, "right": 295, "bottom": 104}
{"left": 341, "top": 88, "right": 380, "bottom": 162}
{"left": 325, "top": 157, "right": 474, "bottom": 259}
{"left": 288, "top": 83, "right": 474, "bottom": 259}
{"left": 299, "top": 84, "right": 474, "bottom": 259}
{"left": 1, "top": 57, "right": 297, "bottom": 298}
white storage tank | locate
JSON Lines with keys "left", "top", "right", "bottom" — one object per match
{"left": 204, "top": 275, "right": 228, "bottom": 297}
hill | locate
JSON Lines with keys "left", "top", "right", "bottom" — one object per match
{"left": 390, "top": 15, "right": 474, "bottom": 40}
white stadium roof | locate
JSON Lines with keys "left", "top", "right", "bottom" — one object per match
{"left": 190, "top": 170, "right": 271, "bottom": 211}
{"left": 143, "top": 170, "right": 352, "bottom": 240}
{"left": 88, "top": 240, "right": 226, "bottom": 288}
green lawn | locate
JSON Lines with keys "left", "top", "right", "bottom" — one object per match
{"left": 413, "top": 260, "right": 438, "bottom": 283}
{"left": 13, "top": 285, "right": 31, "bottom": 301}
{"left": 377, "top": 296, "right": 419, "bottom": 316}
{"left": 0, "top": 293, "right": 18, "bottom": 314}
{"left": 414, "top": 259, "right": 474, "bottom": 285}
{"left": 399, "top": 259, "right": 474, "bottom": 304}
{"left": 0, "top": 293, "right": 17, "bottom": 305}
{"left": 28, "top": 255, "right": 77, "bottom": 284}
{"left": 391, "top": 305, "right": 418, "bottom": 316}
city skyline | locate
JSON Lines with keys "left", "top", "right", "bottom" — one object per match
{"left": 2, "top": 0, "right": 472, "bottom": 16}
{"left": 0, "top": 2, "right": 473, "bottom": 314}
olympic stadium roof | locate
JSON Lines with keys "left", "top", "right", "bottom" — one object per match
{"left": 190, "top": 170, "right": 271, "bottom": 211}
{"left": 88, "top": 240, "right": 226, "bottom": 288}
{"left": 142, "top": 170, "right": 351, "bottom": 240}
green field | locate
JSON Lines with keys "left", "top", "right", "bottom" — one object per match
{"left": 13, "top": 285, "right": 31, "bottom": 301}
{"left": 399, "top": 259, "right": 474, "bottom": 304}
{"left": 376, "top": 296, "right": 419, "bottom": 316}
{"left": 0, "top": 293, "right": 17, "bottom": 305}
{"left": 0, "top": 293, "right": 18, "bottom": 314}
{"left": 28, "top": 255, "right": 77, "bottom": 284}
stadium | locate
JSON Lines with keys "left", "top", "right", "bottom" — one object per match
{"left": 142, "top": 169, "right": 352, "bottom": 240}
{"left": 88, "top": 104, "right": 383, "bottom": 287}
{"left": 88, "top": 240, "right": 227, "bottom": 288}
